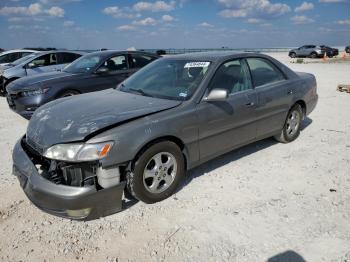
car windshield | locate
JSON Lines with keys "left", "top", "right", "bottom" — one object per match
{"left": 10, "top": 54, "right": 36, "bottom": 66}
{"left": 63, "top": 54, "right": 102, "bottom": 73}
{"left": 119, "top": 59, "right": 211, "bottom": 101}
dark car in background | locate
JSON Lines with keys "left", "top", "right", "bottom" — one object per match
{"left": 346, "top": 46, "right": 350, "bottom": 54}
{"left": 320, "top": 45, "right": 339, "bottom": 57}
{"left": 6, "top": 50, "right": 159, "bottom": 119}
{"left": 12, "top": 52, "right": 318, "bottom": 220}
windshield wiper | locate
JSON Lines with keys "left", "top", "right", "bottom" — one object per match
{"left": 129, "top": 88, "right": 153, "bottom": 97}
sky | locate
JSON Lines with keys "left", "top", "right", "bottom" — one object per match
{"left": 0, "top": 0, "right": 349, "bottom": 50}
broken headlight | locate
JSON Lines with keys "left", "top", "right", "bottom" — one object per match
{"left": 43, "top": 142, "right": 114, "bottom": 162}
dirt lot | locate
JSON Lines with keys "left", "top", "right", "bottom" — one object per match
{"left": 0, "top": 52, "right": 350, "bottom": 262}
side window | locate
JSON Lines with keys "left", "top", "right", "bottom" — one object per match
{"left": 0, "top": 54, "right": 11, "bottom": 63}
{"left": 20, "top": 52, "right": 32, "bottom": 58}
{"left": 31, "top": 54, "right": 58, "bottom": 67}
{"left": 9, "top": 52, "right": 21, "bottom": 61}
{"left": 246, "top": 58, "right": 285, "bottom": 87}
{"left": 59, "top": 52, "right": 81, "bottom": 64}
{"left": 208, "top": 59, "right": 252, "bottom": 94}
{"left": 102, "top": 55, "right": 128, "bottom": 71}
{"left": 131, "top": 54, "right": 156, "bottom": 68}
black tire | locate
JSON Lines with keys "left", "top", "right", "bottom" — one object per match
{"left": 274, "top": 104, "right": 303, "bottom": 143}
{"left": 58, "top": 90, "right": 80, "bottom": 98}
{"left": 290, "top": 52, "right": 296, "bottom": 58}
{"left": 1, "top": 78, "right": 18, "bottom": 96}
{"left": 126, "top": 141, "right": 185, "bottom": 204}
{"left": 310, "top": 52, "right": 318, "bottom": 59}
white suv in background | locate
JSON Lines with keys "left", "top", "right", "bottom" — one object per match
{"left": 0, "top": 49, "right": 39, "bottom": 66}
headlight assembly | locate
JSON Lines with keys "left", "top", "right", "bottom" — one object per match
{"left": 43, "top": 142, "right": 114, "bottom": 162}
{"left": 21, "top": 88, "right": 49, "bottom": 97}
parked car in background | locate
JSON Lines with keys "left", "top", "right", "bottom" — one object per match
{"left": 289, "top": 45, "right": 325, "bottom": 58}
{"left": 6, "top": 51, "right": 159, "bottom": 119}
{"left": 320, "top": 45, "right": 339, "bottom": 58}
{"left": 12, "top": 52, "right": 318, "bottom": 220}
{"left": 0, "top": 50, "right": 84, "bottom": 95}
{"left": 346, "top": 46, "right": 350, "bottom": 54}
{"left": 0, "top": 49, "right": 39, "bottom": 66}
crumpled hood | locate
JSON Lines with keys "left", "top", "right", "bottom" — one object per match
{"left": 26, "top": 90, "right": 181, "bottom": 150}
{"left": 7, "top": 71, "right": 78, "bottom": 92}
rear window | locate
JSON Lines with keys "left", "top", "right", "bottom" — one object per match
{"left": 131, "top": 54, "right": 157, "bottom": 68}
{"left": 246, "top": 58, "right": 285, "bottom": 87}
{"left": 60, "top": 52, "right": 81, "bottom": 64}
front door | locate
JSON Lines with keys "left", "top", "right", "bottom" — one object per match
{"left": 196, "top": 59, "right": 257, "bottom": 161}
{"left": 26, "top": 53, "right": 59, "bottom": 76}
{"left": 80, "top": 54, "right": 131, "bottom": 93}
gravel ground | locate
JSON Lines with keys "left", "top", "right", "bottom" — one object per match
{"left": 0, "top": 52, "right": 350, "bottom": 262}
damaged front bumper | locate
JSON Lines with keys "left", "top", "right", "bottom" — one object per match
{"left": 12, "top": 139, "right": 126, "bottom": 220}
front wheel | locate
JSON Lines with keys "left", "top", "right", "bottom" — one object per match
{"left": 290, "top": 52, "right": 296, "bottom": 58}
{"left": 126, "top": 141, "right": 185, "bottom": 204}
{"left": 274, "top": 104, "right": 303, "bottom": 143}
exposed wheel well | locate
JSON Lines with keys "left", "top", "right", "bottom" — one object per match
{"left": 5, "top": 77, "right": 19, "bottom": 87}
{"left": 294, "top": 100, "right": 306, "bottom": 117}
{"left": 56, "top": 88, "right": 80, "bottom": 98}
{"left": 133, "top": 136, "right": 187, "bottom": 169}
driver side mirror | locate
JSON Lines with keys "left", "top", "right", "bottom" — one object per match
{"left": 204, "top": 88, "right": 228, "bottom": 102}
{"left": 26, "top": 62, "right": 37, "bottom": 69}
{"left": 95, "top": 66, "right": 109, "bottom": 74}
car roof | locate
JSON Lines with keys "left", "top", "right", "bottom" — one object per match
{"left": 27, "top": 50, "right": 86, "bottom": 57}
{"left": 88, "top": 50, "right": 159, "bottom": 57}
{"left": 164, "top": 51, "right": 254, "bottom": 62}
{"left": 0, "top": 49, "right": 39, "bottom": 55}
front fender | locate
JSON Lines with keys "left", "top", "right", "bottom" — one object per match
{"left": 88, "top": 105, "right": 200, "bottom": 170}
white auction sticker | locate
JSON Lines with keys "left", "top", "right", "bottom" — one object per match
{"left": 184, "top": 62, "right": 210, "bottom": 68}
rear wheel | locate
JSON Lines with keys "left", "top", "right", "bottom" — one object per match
{"left": 310, "top": 52, "right": 318, "bottom": 59}
{"left": 126, "top": 141, "right": 185, "bottom": 204}
{"left": 274, "top": 104, "right": 303, "bottom": 143}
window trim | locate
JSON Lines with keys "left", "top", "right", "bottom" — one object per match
{"left": 245, "top": 57, "right": 287, "bottom": 89}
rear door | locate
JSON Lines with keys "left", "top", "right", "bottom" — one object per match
{"left": 196, "top": 59, "right": 257, "bottom": 160}
{"left": 306, "top": 45, "right": 316, "bottom": 56}
{"left": 246, "top": 57, "right": 293, "bottom": 139}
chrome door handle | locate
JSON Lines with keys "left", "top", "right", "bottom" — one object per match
{"left": 245, "top": 102, "right": 255, "bottom": 107}
{"left": 288, "top": 90, "right": 293, "bottom": 95}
